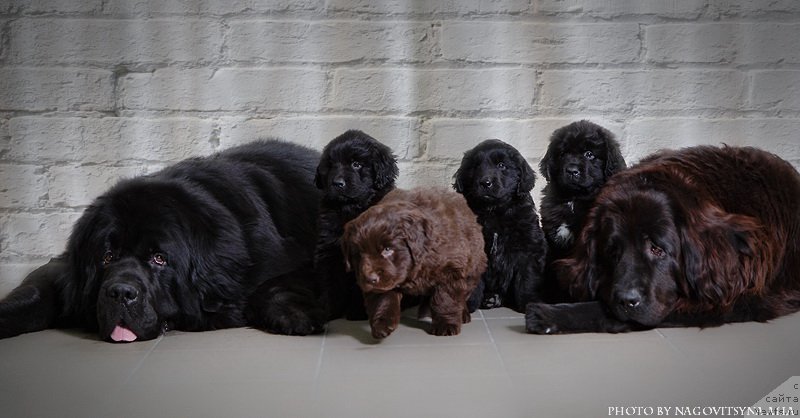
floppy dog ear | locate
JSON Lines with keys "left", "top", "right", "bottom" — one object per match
{"left": 514, "top": 151, "right": 536, "bottom": 196}
{"left": 398, "top": 210, "right": 431, "bottom": 267}
{"left": 538, "top": 141, "right": 558, "bottom": 183}
{"left": 314, "top": 164, "right": 326, "bottom": 190}
{"left": 371, "top": 142, "right": 399, "bottom": 190}
{"left": 678, "top": 204, "right": 766, "bottom": 310}
{"left": 452, "top": 147, "right": 477, "bottom": 193}
{"left": 602, "top": 133, "right": 626, "bottom": 179}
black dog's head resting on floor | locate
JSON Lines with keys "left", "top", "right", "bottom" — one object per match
{"left": 538, "top": 120, "right": 626, "bottom": 260}
{"left": 0, "top": 140, "right": 326, "bottom": 342}
{"left": 313, "top": 130, "right": 400, "bottom": 320}
{"left": 453, "top": 139, "right": 547, "bottom": 312}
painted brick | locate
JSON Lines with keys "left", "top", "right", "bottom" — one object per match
{"left": 426, "top": 118, "right": 624, "bottom": 162}
{"left": 326, "top": 0, "right": 529, "bottom": 15}
{"left": 332, "top": 68, "right": 536, "bottom": 113}
{"left": 9, "top": 19, "right": 223, "bottom": 65}
{"left": 7, "top": 117, "right": 217, "bottom": 163}
{"left": 396, "top": 162, "right": 460, "bottom": 190}
{"left": 0, "top": 68, "right": 114, "bottom": 111}
{"left": 538, "top": 70, "right": 746, "bottom": 112}
{"left": 0, "top": 212, "right": 81, "bottom": 260}
{"left": 104, "top": 0, "right": 324, "bottom": 16}
{"left": 0, "top": 164, "right": 48, "bottom": 209}
{"left": 48, "top": 165, "right": 155, "bottom": 208}
{"left": 647, "top": 23, "right": 800, "bottom": 65}
{"left": 3, "top": 0, "right": 102, "bottom": 14}
{"left": 533, "top": 0, "right": 706, "bottom": 18}
{"left": 625, "top": 118, "right": 800, "bottom": 166}
{"left": 119, "top": 68, "right": 328, "bottom": 111}
{"left": 441, "top": 22, "right": 640, "bottom": 64}
{"left": 706, "top": 0, "right": 800, "bottom": 17}
{"left": 219, "top": 116, "right": 420, "bottom": 159}
{"left": 751, "top": 71, "right": 800, "bottom": 111}
{"left": 228, "top": 20, "right": 436, "bottom": 64}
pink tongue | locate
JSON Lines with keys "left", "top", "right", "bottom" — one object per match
{"left": 110, "top": 325, "right": 138, "bottom": 342}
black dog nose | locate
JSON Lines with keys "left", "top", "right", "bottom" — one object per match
{"left": 565, "top": 166, "right": 580, "bottom": 177}
{"left": 107, "top": 283, "right": 139, "bottom": 304}
{"left": 618, "top": 289, "right": 642, "bottom": 309}
{"left": 480, "top": 178, "right": 493, "bottom": 188}
{"left": 332, "top": 177, "right": 346, "bottom": 189}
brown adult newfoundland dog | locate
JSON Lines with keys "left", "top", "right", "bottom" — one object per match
{"left": 342, "top": 188, "right": 486, "bottom": 339}
{"left": 526, "top": 145, "right": 800, "bottom": 334}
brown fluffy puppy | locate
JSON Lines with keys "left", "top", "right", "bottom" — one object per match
{"left": 342, "top": 188, "right": 486, "bottom": 339}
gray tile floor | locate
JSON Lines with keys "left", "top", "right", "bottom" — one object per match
{"left": 0, "top": 307, "right": 798, "bottom": 418}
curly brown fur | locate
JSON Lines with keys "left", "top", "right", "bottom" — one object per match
{"left": 527, "top": 145, "right": 800, "bottom": 334}
{"left": 342, "top": 188, "right": 486, "bottom": 339}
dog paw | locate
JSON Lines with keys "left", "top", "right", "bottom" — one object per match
{"left": 430, "top": 322, "right": 461, "bottom": 336}
{"left": 481, "top": 293, "right": 503, "bottom": 309}
{"left": 370, "top": 317, "right": 396, "bottom": 339}
{"left": 525, "top": 303, "right": 559, "bottom": 335}
{"left": 461, "top": 309, "right": 471, "bottom": 324}
{"left": 265, "top": 309, "right": 325, "bottom": 336}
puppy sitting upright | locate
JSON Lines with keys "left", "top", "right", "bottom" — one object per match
{"left": 453, "top": 139, "right": 547, "bottom": 312}
{"left": 342, "top": 188, "right": 486, "bottom": 339}
{"left": 539, "top": 120, "right": 626, "bottom": 262}
{"left": 314, "top": 130, "right": 399, "bottom": 320}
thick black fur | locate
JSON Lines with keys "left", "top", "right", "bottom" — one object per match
{"left": 453, "top": 139, "right": 547, "bottom": 312}
{"left": 539, "top": 120, "right": 626, "bottom": 263}
{"left": 0, "top": 140, "right": 326, "bottom": 342}
{"left": 314, "top": 130, "right": 399, "bottom": 320}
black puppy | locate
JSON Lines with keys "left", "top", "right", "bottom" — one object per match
{"left": 314, "top": 130, "right": 399, "bottom": 320}
{"left": 454, "top": 139, "right": 547, "bottom": 312}
{"left": 539, "top": 120, "right": 626, "bottom": 263}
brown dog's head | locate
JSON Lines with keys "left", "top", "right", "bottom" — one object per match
{"left": 558, "top": 168, "right": 764, "bottom": 326}
{"left": 342, "top": 201, "right": 431, "bottom": 293}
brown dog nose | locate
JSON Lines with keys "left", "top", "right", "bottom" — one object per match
{"left": 365, "top": 273, "right": 380, "bottom": 284}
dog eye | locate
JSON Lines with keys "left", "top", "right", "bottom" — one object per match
{"left": 351, "top": 161, "right": 362, "bottom": 169}
{"left": 381, "top": 247, "right": 394, "bottom": 258}
{"left": 151, "top": 253, "right": 168, "bottom": 266}
{"left": 102, "top": 251, "right": 114, "bottom": 266}
{"left": 497, "top": 162, "right": 506, "bottom": 170}
{"left": 584, "top": 151, "right": 596, "bottom": 160}
{"left": 649, "top": 244, "right": 665, "bottom": 259}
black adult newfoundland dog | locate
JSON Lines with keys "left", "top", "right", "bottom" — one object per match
{"left": 539, "top": 120, "right": 626, "bottom": 262}
{"left": 527, "top": 145, "right": 800, "bottom": 334}
{"left": 0, "top": 140, "right": 326, "bottom": 342}
{"left": 313, "top": 130, "right": 399, "bottom": 320}
{"left": 454, "top": 139, "right": 547, "bottom": 312}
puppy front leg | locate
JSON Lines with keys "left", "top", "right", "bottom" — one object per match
{"left": 364, "top": 290, "right": 402, "bottom": 339}
{"left": 429, "top": 288, "right": 468, "bottom": 336}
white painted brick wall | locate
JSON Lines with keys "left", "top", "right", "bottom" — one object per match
{"left": 1, "top": 0, "right": 800, "bottom": 290}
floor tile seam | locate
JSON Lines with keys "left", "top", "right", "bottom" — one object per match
{"left": 312, "top": 326, "right": 329, "bottom": 386}
{"left": 480, "top": 311, "right": 514, "bottom": 382}
{"left": 98, "top": 334, "right": 164, "bottom": 413}
{"left": 655, "top": 328, "right": 689, "bottom": 357}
